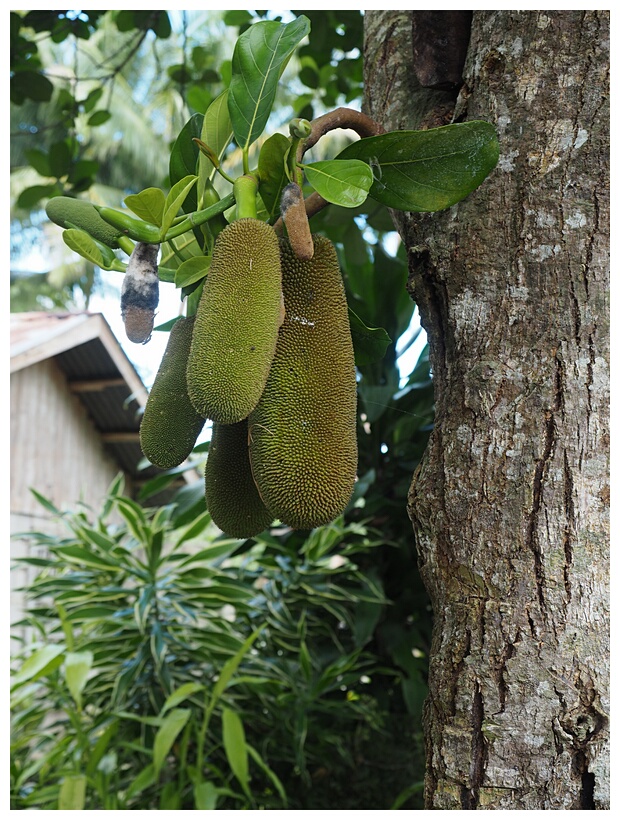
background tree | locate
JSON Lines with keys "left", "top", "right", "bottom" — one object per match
{"left": 363, "top": 9, "right": 609, "bottom": 809}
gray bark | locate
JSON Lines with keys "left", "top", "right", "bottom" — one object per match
{"left": 364, "top": 10, "right": 609, "bottom": 809}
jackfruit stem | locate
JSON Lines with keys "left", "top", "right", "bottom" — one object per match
{"left": 233, "top": 175, "right": 259, "bottom": 221}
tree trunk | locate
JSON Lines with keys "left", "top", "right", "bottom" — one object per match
{"left": 364, "top": 10, "right": 609, "bottom": 809}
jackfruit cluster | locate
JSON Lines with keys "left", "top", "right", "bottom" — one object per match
{"left": 186, "top": 218, "right": 283, "bottom": 424}
{"left": 136, "top": 218, "right": 357, "bottom": 537}
{"left": 140, "top": 316, "right": 205, "bottom": 470}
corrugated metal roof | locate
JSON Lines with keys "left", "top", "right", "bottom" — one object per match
{"left": 10, "top": 312, "right": 199, "bottom": 502}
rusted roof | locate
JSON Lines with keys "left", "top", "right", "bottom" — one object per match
{"left": 10, "top": 312, "right": 199, "bottom": 502}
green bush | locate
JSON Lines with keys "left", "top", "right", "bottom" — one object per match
{"left": 11, "top": 475, "right": 422, "bottom": 810}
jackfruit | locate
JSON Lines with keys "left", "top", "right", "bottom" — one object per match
{"left": 186, "top": 218, "right": 282, "bottom": 423}
{"left": 248, "top": 235, "right": 358, "bottom": 529}
{"left": 45, "top": 196, "right": 125, "bottom": 249}
{"left": 121, "top": 242, "right": 160, "bottom": 344}
{"left": 140, "top": 316, "right": 206, "bottom": 469}
{"left": 204, "top": 419, "right": 273, "bottom": 538}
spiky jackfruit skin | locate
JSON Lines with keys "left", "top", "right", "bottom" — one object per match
{"left": 205, "top": 420, "right": 273, "bottom": 538}
{"left": 140, "top": 317, "right": 206, "bottom": 469}
{"left": 248, "top": 235, "right": 358, "bottom": 529}
{"left": 45, "top": 196, "right": 123, "bottom": 249}
{"left": 186, "top": 219, "right": 282, "bottom": 424}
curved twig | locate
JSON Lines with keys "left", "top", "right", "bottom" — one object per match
{"left": 274, "top": 107, "right": 385, "bottom": 233}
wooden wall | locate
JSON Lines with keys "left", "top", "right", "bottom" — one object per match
{"left": 11, "top": 357, "right": 130, "bottom": 642}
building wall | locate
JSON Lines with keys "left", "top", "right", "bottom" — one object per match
{"left": 11, "top": 358, "right": 126, "bottom": 643}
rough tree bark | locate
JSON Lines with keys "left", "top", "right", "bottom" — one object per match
{"left": 364, "top": 10, "right": 609, "bottom": 810}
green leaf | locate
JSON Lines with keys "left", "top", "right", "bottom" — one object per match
{"left": 348, "top": 307, "right": 392, "bottom": 366}
{"left": 174, "top": 255, "right": 210, "bottom": 289}
{"left": 64, "top": 650, "right": 93, "bottom": 711}
{"left": 174, "top": 509, "right": 213, "bottom": 549}
{"left": 87, "top": 109, "right": 112, "bottom": 127}
{"left": 258, "top": 132, "right": 290, "bottom": 220}
{"left": 25, "top": 148, "right": 51, "bottom": 177}
{"left": 126, "top": 763, "right": 156, "bottom": 798}
{"left": 228, "top": 16, "right": 310, "bottom": 150}
{"left": 161, "top": 175, "right": 198, "bottom": 238}
{"left": 303, "top": 159, "right": 373, "bottom": 207}
{"left": 11, "top": 70, "right": 54, "bottom": 103}
{"left": 246, "top": 744, "right": 287, "bottom": 803}
{"left": 169, "top": 113, "right": 203, "bottom": 212}
{"left": 53, "top": 545, "right": 117, "bottom": 571}
{"left": 124, "top": 188, "right": 166, "bottom": 226}
{"left": 222, "top": 708, "right": 250, "bottom": 797}
{"left": 338, "top": 121, "right": 500, "bottom": 212}
{"left": 59, "top": 774, "right": 87, "bottom": 810}
{"left": 11, "top": 644, "right": 65, "bottom": 688}
{"left": 194, "top": 781, "right": 219, "bottom": 810}
{"left": 198, "top": 90, "right": 233, "bottom": 187}
{"left": 62, "top": 229, "right": 123, "bottom": 271}
{"left": 161, "top": 682, "right": 204, "bottom": 716}
{"left": 153, "top": 708, "right": 191, "bottom": 777}
{"left": 49, "top": 141, "right": 72, "bottom": 178}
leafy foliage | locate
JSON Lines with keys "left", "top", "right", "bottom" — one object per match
{"left": 11, "top": 480, "right": 422, "bottom": 810}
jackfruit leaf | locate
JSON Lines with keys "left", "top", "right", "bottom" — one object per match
{"left": 194, "top": 782, "right": 219, "bottom": 810}
{"left": 169, "top": 112, "right": 203, "bottom": 213}
{"left": 258, "top": 132, "right": 290, "bottom": 220}
{"left": 161, "top": 682, "right": 205, "bottom": 716}
{"left": 337, "top": 121, "right": 500, "bottom": 212}
{"left": 124, "top": 188, "right": 166, "bottom": 226}
{"left": 198, "top": 90, "right": 233, "bottom": 189}
{"left": 228, "top": 16, "right": 310, "bottom": 150}
{"left": 302, "top": 159, "right": 373, "bottom": 207}
{"left": 11, "top": 644, "right": 65, "bottom": 689}
{"left": 64, "top": 650, "right": 93, "bottom": 711}
{"left": 62, "top": 229, "right": 124, "bottom": 271}
{"left": 153, "top": 708, "right": 191, "bottom": 777}
{"left": 348, "top": 307, "right": 391, "bottom": 366}
{"left": 161, "top": 175, "right": 199, "bottom": 238}
{"left": 59, "top": 775, "right": 87, "bottom": 810}
{"left": 174, "top": 255, "right": 211, "bottom": 289}
{"left": 222, "top": 708, "right": 250, "bottom": 797}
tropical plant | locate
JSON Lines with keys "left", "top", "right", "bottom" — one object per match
{"left": 11, "top": 476, "right": 422, "bottom": 810}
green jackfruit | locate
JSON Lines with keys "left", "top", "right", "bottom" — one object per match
{"left": 248, "top": 235, "right": 358, "bottom": 529}
{"left": 186, "top": 218, "right": 282, "bottom": 424}
{"left": 140, "top": 316, "right": 206, "bottom": 469}
{"left": 205, "top": 420, "right": 273, "bottom": 538}
{"left": 45, "top": 196, "right": 124, "bottom": 249}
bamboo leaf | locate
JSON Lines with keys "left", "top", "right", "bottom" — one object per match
{"left": 222, "top": 708, "right": 250, "bottom": 797}
{"left": 161, "top": 682, "right": 205, "bottom": 716}
{"left": 11, "top": 644, "right": 65, "bottom": 688}
{"left": 64, "top": 650, "right": 93, "bottom": 711}
{"left": 194, "top": 781, "right": 219, "bottom": 810}
{"left": 58, "top": 774, "right": 87, "bottom": 810}
{"left": 228, "top": 16, "right": 310, "bottom": 150}
{"left": 153, "top": 708, "right": 191, "bottom": 777}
